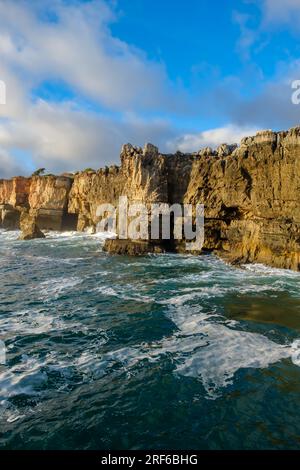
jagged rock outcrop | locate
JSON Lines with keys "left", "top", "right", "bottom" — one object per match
{"left": 103, "top": 239, "right": 167, "bottom": 255}
{"left": 0, "top": 175, "right": 75, "bottom": 231}
{"left": 68, "top": 166, "right": 123, "bottom": 231}
{"left": 19, "top": 210, "right": 45, "bottom": 240}
{"left": 100, "top": 128, "right": 300, "bottom": 269}
{"left": 0, "top": 204, "right": 20, "bottom": 229}
{"left": 1, "top": 127, "right": 300, "bottom": 270}
{"left": 0, "top": 176, "right": 31, "bottom": 207}
{"left": 182, "top": 128, "right": 300, "bottom": 270}
{"left": 67, "top": 143, "right": 169, "bottom": 234}
{"left": 29, "top": 175, "right": 74, "bottom": 230}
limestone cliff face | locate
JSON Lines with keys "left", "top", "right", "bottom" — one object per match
{"left": 19, "top": 209, "right": 45, "bottom": 240}
{"left": 68, "top": 143, "right": 169, "bottom": 231}
{"left": 68, "top": 166, "right": 125, "bottom": 231}
{"left": 1, "top": 127, "right": 300, "bottom": 270}
{"left": 0, "top": 175, "right": 74, "bottom": 231}
{"left": 29, "top": 176, "right": 74, "bottom": 230}
{"left": 0, "top": 177, "right": 31, "bottom": 229}
{"left": 183, "top": 128, "right": 300, "bottom": 270}
{"left": 100, "top": 128, "right": 300, "bottom": 270}
{"left": 0, "top": 177, "right": 31, "bottom": 207}
{"left": 121, "top": 143, "right": 169, "bottom": 203}
{"left": 29, "top": 176, "right": 72, "bottom": 211}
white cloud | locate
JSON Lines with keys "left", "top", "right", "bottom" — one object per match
{"left": 225, "top": 2, "right": 300, "bottom": 129}
{"left": 0, "top": 0, "right": 183, "bottom": 177}
{"left": 1, "top": 0, "right": 300, "bottom": 178}
{"left": 166, "top": 124, "right": 259, "bottom": 153}
{"left": 0, "top": 0, "right": 179, "bottom": 112}
{"left": 0, "top": 99, "right": 177, "bottom": 175}
{"left": 235, "top": 1, "right": 300, "bottom": 59}
{"left": 0, "top": 148, "right": 25, "bottom": 178}
{"left": 262, "top": 0, "right": 300, "bottom": 26}
{"left": 214, "top": 58, "right": 300, "bottom": 129}
{"left": 233, "top": 11, "right": 257, "bottom": 60}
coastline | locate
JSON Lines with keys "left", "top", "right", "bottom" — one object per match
{"left": 1, "top": 127, "right": 300, "bottom": 270}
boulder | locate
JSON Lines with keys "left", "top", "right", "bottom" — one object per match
{"left": 19, "top": 210, "right": 45, "bottom": 240}
{"left": 103, "top": 239, "right": 166, "bottom": 255}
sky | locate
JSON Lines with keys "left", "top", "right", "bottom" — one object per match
{"left": 1, "top": 0, "right": 300, "bottom": 177}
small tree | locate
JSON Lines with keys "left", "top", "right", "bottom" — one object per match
{"left": 32, "top": 168, "right": 46, "bottom": 176}
{"left": 83, "top": 168, "right": 96, "bottom": 173}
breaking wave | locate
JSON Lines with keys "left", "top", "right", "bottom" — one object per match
{"left": 1, "top": 229, "right": 300, "bottom": 448}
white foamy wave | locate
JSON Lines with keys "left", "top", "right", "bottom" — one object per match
{"left": 38, "top": 276, "right": 82, "bottom": 299}
{"left": 43, "top": 230, "right": 79, "bottom": 239}
{"left": 242, "top": 263, "right": 300, "bottom": 277}
{"left": 0, "top": 229, "right": 20, "bottom": 241}
{"left": 43, "top": 230, "right": 114, "bottom": 241}
{"left": 93, "top": 285, "right": 153, "bottom": 303}
{"left": 0, "top": 331, "right": 109, "bottom": 414}
{"left": 161, "top": 282, "right": 283, "bottom": 306}
{"left": 81, "top": 304, "right": 300, "bottom": 399}
{"left": 0, "top": 400, "right": 26, "bottom": 423}
{"left": 173, "top": 322, "right": 291, "bottom": 398}
{"left": 167, "top": 305, "right": 299, "bottom": 397}
{"left": 0, "top": 309, "right": 55, "bottom": 336}
{"left": 0, "top": 355, "right": 47, "bottom": 399}
{"left": 290, "top": 339, "right": 300, "bottom": 366}
{"left": 0, "top": 308, "right": 96, "bottom": 337}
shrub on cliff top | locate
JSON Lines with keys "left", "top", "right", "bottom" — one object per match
{"left": 32, "top": 168, "right": 46, "bottom": 176}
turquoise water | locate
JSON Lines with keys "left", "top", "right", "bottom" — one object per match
{"left": 1, "top": 229, "right": 300, "bottom": 450}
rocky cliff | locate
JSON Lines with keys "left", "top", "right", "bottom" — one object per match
{"left": 0, "top": 175, "right": 75, "bottom": 231}
{"left": 1, "top": 127, "right": 300, "bottom": 270}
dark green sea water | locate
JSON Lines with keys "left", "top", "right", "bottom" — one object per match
{"left": 1, "top": 229, "right": 300, "bottom": 450}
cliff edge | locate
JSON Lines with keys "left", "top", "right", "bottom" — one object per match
{"left": 1, "top": 127, "right": 300, "bottom": 270}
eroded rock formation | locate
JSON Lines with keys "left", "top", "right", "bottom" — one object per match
{"left": 1, "top": 127, "right": 300, "bottom": 270}
{"left": 0, "top": 175, "right": 75, "bottom": 231}
{"left": 19, "top": 209, "right": 45, "bottom": 240}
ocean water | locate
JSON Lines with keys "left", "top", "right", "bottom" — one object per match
{"left": 1, "top": 229, "right": 300, "bottom": 450}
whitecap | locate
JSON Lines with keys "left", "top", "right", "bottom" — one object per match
{"left": 38, "top": 276, "right": 82, "bottom": 299}
{"left": 92, "top": 284, "right": 154, "bottom": 303}
{"left": 242, "top": 263, "right": 300, "bottom": 277}
{"left": 83, "top": 304, "right": 300, "bottom": 399}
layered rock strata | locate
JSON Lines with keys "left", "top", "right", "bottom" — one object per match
{"left": 0, "top": 175, "right": 75, "bottom": 232}
{"left": 19, "top": 210, "right": 45, "bottom": 240}
{"left": 1, "top": 127, "right": 300, "bottom": 270}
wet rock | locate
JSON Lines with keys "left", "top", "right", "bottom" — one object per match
{"left": 19, "top": 210, "right": 45, "bottom": 240}
{"left": 2, "top": 127, "right": 300, "bottom": 270}
{"left": 103, "top": 239, "right": 166, "bottom": 255}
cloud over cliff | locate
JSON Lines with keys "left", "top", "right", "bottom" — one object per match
{"left": 0, "top": 0, "right": 300, "bottom": 177}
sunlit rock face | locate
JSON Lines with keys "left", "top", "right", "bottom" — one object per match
{"left": 29, "top": 176, "right": 74, "bottom": 231}
{"left": 0, "top": 175, "right": 74, "bottom": 231}
{"left": 18, "top": 209, "right": 45, "bottom": 240}
{"left": 183, "top": 128, "right": 300, "bottom": 270}
{"left": 1, "top": 127, "right": 300, "bottom": 270}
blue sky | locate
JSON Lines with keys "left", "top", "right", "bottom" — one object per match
{"left": 1, "top": 0, "right": 300, "bottom": 176}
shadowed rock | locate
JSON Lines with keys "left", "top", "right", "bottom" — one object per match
{"left": 19, "top": 210, "right": 45, "bottom": 240}
{"left": 2, "top": 126, "right": 300, "bottom": 270}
